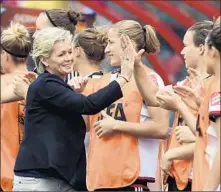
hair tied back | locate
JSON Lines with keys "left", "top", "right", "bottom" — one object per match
{"left": 142, "top": 26, "right": 146, "bottom": 33}
{"left": 67, "top": 11, "right": 78, "bottom": 25}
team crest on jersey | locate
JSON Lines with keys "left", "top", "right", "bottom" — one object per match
{"left": 210, "top": 92, "right": 220, "bottom": 106}
{"left": 209, "top": 92, "right": 221, "bottom": 118}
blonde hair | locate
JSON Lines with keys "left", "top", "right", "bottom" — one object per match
{"left": 1, "top": 22, "right": 31, "bottom": 62}
{"left": 31, "top": 27, "right": 73, "bottom": 73}
{"left": 112, "top": 20, "right": 160, "bottom": 53}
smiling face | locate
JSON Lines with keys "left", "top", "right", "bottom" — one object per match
{"left": 42, "top": 40, "right": 73, "bottom": 79}
{"left": 104, "top": 29, "right": 124, "bottom": 66}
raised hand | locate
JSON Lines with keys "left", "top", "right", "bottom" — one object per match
{"left": 120, "top": 33, "right": 145, "bottom": 67}
{"left": 173, "top": 67, "right": 204, "bottom": 110}
{"left": 94, "top": 110, "right": 118, "bottom": 138}
{"left": 24, "top": 72, "right": 37, "bottom": 83}
{"left": 186, "top": 67, "right": 204, "bottom": 89}
{"left": 12, "top": 74, "right": 30, "bottom": 99}
{"left": 156, "top": 89, "right": 182, "bottom": 111}
{"left": 173, "top": 85, "right": 202, "bottom": 111}
{"left": 119, "top": 34, "right": 135, "bottom": 82}
{"left": 68, "top": 76, "right": 89, "bottom": 93}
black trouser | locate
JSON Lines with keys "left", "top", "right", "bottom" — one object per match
{"left": 95, "top": 178, "right": 150, "bottom": 191}
{"left": 167, "top": 176, "right": 192, "bottom": 191}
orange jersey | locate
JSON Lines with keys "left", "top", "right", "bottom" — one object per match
{"left": 165, "top": 76, "right": 211, "bottom": 190}
{"left": 86, "top": 69, "right": 165, "bottom": 191}
{"left": 166, "top": 78, "right": 198, "bottom": 190}
{"left": 1, "top": 101, "right": 25, "bottom": 191}
{"left": 192, "top": 75, "right": 214, "bottom": 191}
{"left": 167, "top": 113, "right": 195, "bottom": 190}
{"left": 87, "top": 72, "right": 142, "bottom": 190}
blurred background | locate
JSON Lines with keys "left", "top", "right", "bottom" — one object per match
{"left": 1, "top": 0, "right": 220, "bottom": 85}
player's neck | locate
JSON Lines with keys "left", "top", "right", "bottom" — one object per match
{"left": 78, "top": 61, "right": 101, "bottom": 77}
{"left": 196, "top": 60, "right": 209, "bottom": 79}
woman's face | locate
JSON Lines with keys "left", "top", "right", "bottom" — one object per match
{"left": 180, "top": 30, "right": 200, "bottom": 69}
{"left": 105, "top": 29, "right": 123, "bottom": 67}
{"left": 43, "top": 40, "right": 74, "bottom": 78}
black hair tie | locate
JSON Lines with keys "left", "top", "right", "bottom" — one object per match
{"left": 1, "top": 44, "right": 28, "bottom": 58}
{"left": 45, "top": 11, "right": 57, "bottom": 27}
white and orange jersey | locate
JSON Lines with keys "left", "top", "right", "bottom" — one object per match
{"left": 192, "top": 76, "right": 213, "bottom": 191}
{"left": 206, "top": 91, "right": 220, "bottom": 191}
{"left": 206, "top": 91, "right": 220, "bottom": 166}
{"left": 111, "top": 70, "right": 165, "bottom": 178}
{"left": 66, "top": 71, "right": 104, "bottom": 161}
{"left": 87, "top": 68, "right": 165, "bottom": 191}
{"left": 83, "top": 71, "right": 104, "bottom": 160}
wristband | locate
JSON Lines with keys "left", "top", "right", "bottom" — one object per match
{"left": 118, "top": 74, "right": 129, "bottom": 83}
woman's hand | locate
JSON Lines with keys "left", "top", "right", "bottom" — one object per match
{"left": 173, "top": 68, "right": 204, "bottom": 110}
{"left": 12, "top": 74, "right": 30, "bottom": 99}
{"left": 161, "top": 151, "right": 173, "bottom": 179}
{"left": 119, "top": 34, "right": 135, "bottom": 82}
{"left": 68, "top": 76, "right": 89, "bottom": 93}
{"left": 24, "top": 72, "right": 38, "bottom": 83}
{"left": 175, "top": 126, "right": 196, "bottom": 144}
{"left": 174, "top": 85, "right": 202, "bottom": 111}
{"left": 120, "top": 33, "right": 145, "bottom": 68}
{"left": 156, "top": 89, "right": 182, "bottom": 111}
{"left": 186, "top": 68, "right": 203, "bottom": 88}
{"left": 94, "top": 111, "right": 118, "bottom": 138}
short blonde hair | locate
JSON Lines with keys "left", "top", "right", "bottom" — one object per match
{"left": 1, "top": 22, "right": 31, "bottom": 62}
{"left": 111, "top": 20, "right": 160, "bottom": 54}
{"left": 31, "top": 27, "right": 73, "bottom": 73}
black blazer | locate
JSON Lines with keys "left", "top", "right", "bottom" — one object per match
{"left": 14, "top": 71, "right": 123, "bottom": 185}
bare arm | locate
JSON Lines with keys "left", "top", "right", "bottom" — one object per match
{"left": 177, "top": 101, "right": 197, "bottom": 134}
{"left": 166, "top": 143, "right": 195, "bottom": 161}
{"left": 1, "top": 84, "right": 24, "bottom": 104}
{"left": 114, "top": 105, "right": 169, "bottom": 139}
{"left": 161, "top": 143, "right": 195, "bottom": 177}
{"left": 134, "top": 63, "right": 159, "bottom": 107}
{"left": 1, "top": 73, "right": 33, "bottom": 103}
{"left": 95, "top": 105, "right": 169, "bottom": 139}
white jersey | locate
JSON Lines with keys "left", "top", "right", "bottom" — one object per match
{"left": 206, "top": 92, "right": 220, "bottom": 191}
{"left": 138, "top": 72, "right": 165, "bottom": 178}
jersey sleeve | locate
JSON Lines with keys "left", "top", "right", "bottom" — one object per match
{"left": 209, "top": 92, "right": 221, "bottom": 122}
